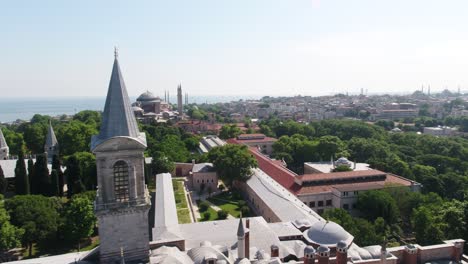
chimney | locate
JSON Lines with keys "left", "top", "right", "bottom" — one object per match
{"left": 380, "top": 243, "right": 387, "bottom": 264}
{"left": 271, "top": 245, "right": 279, "bottom": 258}
{"left": 245, "top": 220, "right": 250, "bottom": 260}
{"left": 336, "top": 241, "right": 348, "bottom": 264}
{"left": 304, "top": 246, "right": 316, "bottom": 264}
{"left": 452, "top": 241, "right": 464, "bottom": 263}
{"left": 353, "top": 161, "right": 356, "bottom": 170}
{"left": 403, "top": 244, "right": 417, "bottom": 264}
{"left": 317, "top": 245, "right": 330, "bottom": 264}
{"left": 192, "top": 159, "right": 195, "bottom": 166}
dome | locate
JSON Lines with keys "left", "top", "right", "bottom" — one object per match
{"left": 335, "top": 157, "right": 351, "bottom": 166}
{"left": 137, "top": 91, "right": 158, "bottom": 101}
{"left": 303, "top": 221, "right": 353, "bottom": 247}
{"left": 304, "top": 246, "right": 316, "bottom": 254}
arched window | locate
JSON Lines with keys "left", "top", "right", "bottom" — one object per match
{"left": 114, "top": 161, "right": 129, "bottom": 202}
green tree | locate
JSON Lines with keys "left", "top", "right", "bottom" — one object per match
{"left": 33, "top": 154, "right": 50, "bottom": 196}
{"left": 219, "top": 125, "right": 242, "bottom": 139}
{"left": 411, "top": 206, "right": 443, "bottom": 245}
{"left": 208, "top": 144, "right": 257, "bottom": 186}
{"left": 217, "top": 209, "right": 228, "bottom": 220}
{"left": 14, "top": 151, "right": 29, "bottom": 195}
{"left": 150, "top": 153, "right": 175, "bottom": 175}
{"left": 23, "top": 123, "right": 46, "bottom": 154}
{"left": 357, "top": 190, "right": 400, "bottom": 224}
{"left": 27, "top": 159, "right": 34, "bottom": 191}
{"left": 63, "top": 196, "right": 96, "bottom": 249}
{"left": 5, "top": 195, "right": 59, "bottom": 256}
{"left": 0, "top": 195, "right": 24, "bottom": 251}
{"left": 0, "top": 165, "right": 6, "bottom": 195}
{"left": 65, "top": 156, "right": 84, "bottom": 198}
{"left": 73, "top": 152, "right": 97, "bottom": 190}
{"left": 49, "top": 170, "right": 59, "bottom": 197}
{"left": 52, "top": 155, "right": 64, "bottom": 197}
{"left": 57, "top": 120, "right": 98, "bottom": 155}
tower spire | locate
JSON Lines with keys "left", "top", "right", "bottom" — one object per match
{"left": 91, "top": 49, "right": 146, "bottom": 150}
{"left": 0, "top": 128, "right": 9, "bottom": 160}
{"left": 114, "top": 46, "right": 119, "bottom": 59}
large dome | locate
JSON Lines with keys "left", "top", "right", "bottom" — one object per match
{"left": 137, "top": 91, "right": 158, "bottom": 101}
{"left": 303, "top": 221, "right": 353, "bottom": 247}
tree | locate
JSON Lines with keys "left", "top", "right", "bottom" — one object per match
{"left": 219, "top": 125, "right": 242, "bottom": 139}
{"left": 33, "top": 154, "right": 50, "bottom": 196}
{"left": 0, "top": 195, "right": 24, "bottom": 251}
{"left": 27, "top": 159, "right": 34, "bottom": 191}
{"left": 208, "top": 144, "right": 258, "bottom": 186}
{"left": 217, "top": 209, "right": 228, "bottom": 220}
{"left": 56, "top": 120, "right": 98, "bottom": 155}
{"left": 49, "top": 170, "right": 59, "bottom": 197}
{"left": 356, "top": 190, "right": 400, "bottom": 224}
{"left": 14, "top": 151, "right": 29, "bottom": 195}
{"left": 23, "top": 123, "right": 46, "bottom": 154}
{"left": 0, "top": 165, "right": 6, "bottom": 195}
{"left": 52, "top": 155, "right": 64, "bottom": 197}
{"left": 63, "top": 197, "right": 96, "bottom": 249}
{"left": 73, "top": 152, "right": 97, "bottom": 190}
{"left": 65, "top": 155, "right": 84, "bottom": 198}
{"left": 5, "top": 195, "right": 59, "bottom": 256}
{"left": 150, "top": 152, "right": 175, "bottom": 175}
{"left": 411, "top": 206, "right": 443, "bottom": 245}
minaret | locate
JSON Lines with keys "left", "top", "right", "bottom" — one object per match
{"left": 0, "top": 128, "right": 9, "bottom": 160}
{"left": 177, "top": 84, "right": 183, "bottom": 116}
{"left": 44, "top": 120, "right": 59, "bottom": 163}
{"left": 91, "top": 48, "right": 151, "bottom": 264}
{"left": 237, "top": 218, "right": 246, "bottom": 259}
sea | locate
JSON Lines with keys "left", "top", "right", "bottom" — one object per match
{"left": 0, "top": 95, "right": 260, "bottom": 123}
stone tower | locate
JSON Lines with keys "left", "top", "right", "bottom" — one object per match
{"left": 177, "top": 84, "right": 183, "bottom": 116}
{"left": 91, "top": 49, "right": 151, "bottom": 264}
{"left": 0, "top": 128, "right": 9, "bottom": 160}
{"left": 44, "top": 120, "right": 59, "bottom": 163}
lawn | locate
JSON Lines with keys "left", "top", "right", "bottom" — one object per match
{"left": 207, "top": 190, "right": 254, "bottom": 218}
{"left": 172, "top": 179, "right": 192, "bottom": 224}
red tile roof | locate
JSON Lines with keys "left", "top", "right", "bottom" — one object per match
{"left": 296, "top": 174, "right": 414, "bottom": 195}
{"left": 299, "top": 169, "right": 387, "bottom": 182}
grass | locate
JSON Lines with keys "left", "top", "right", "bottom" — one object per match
{"left": 207, "top": 190, "right": 254, "bottom": 218}
{"left": 172, "top": 179, "right": 192, "bottom": 224}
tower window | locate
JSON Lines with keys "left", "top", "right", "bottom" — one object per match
{"left": 114, "top": 161, "right": 129, "bottom": 202}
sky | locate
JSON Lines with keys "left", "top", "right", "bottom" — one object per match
{"left": 2, "top": 0, "right": 468, "bottom": 98}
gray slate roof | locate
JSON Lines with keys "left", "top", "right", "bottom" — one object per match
{"left": 45, "top": 121, "right": 58, "bottom": 147}
{"left": 91, "top": 55, "right": 145, "bottom": 150}
{"left": 0, "top": 128, "right": 8, "bottom": 149}
{"left": 192, "top": 163, "right": 215, "bottom": 173}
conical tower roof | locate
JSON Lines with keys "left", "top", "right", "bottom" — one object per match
{"left": 91, "top": 49, "right": 146, "bottom": 150}
{"left": 237, "top": 218, "right": 246, "bottom": 237}
{"left": 0, "top": 128, "right": 8, "bottom": 150}
{"left": 45, "top": 120, "right": 58, "bottom": 147}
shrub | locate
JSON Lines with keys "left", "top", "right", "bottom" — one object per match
{"left": 217, "top": 209, "right": 228, "bottom": 220}
{"left": 199, "top": 201, "right": 210, "bottom": 212}
{"left": 203, "top": 211, "right": 211, "bottom": 220}
{"left": 238, "top": 200, "right": 247, "bottom": 207}
{"left": 241, "top": 206, "right": 250, "bottom": 216}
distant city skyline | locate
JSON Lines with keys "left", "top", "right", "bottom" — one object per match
{"left": 2, "top": 0, "right": 468, "bottom": 97}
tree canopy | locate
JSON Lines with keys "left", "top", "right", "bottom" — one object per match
{"left": 208, "top": 144, "right": 257, "bottom": 186}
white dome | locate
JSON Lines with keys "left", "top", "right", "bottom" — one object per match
{"left": 303, "top": 221, "right": 353, "bottom": 247}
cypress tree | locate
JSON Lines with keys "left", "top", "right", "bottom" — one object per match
{"left": 52, "top": 155, "right": 64, "bottom": 197}
{"left": 14, "top": 151, "right": 29, "bottom": 195}
{"left": 0, "top": 164, "right": 6, "bottom": 194}
{"left": 27, "top": 158, "right": 34, "bottom": 193}
{"left": 49, "top": 169, "right": 59, "bottom": 197}
{"left": 65, "top": 155, "right": 82, "bottom": 198}
{"left": 34, "top": 153, "right": 50, "bottom": 196}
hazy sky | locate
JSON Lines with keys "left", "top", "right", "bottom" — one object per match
{"left": 2, "top": 0, "right": 468, "bottom": 98}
